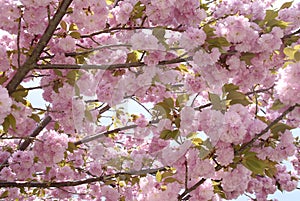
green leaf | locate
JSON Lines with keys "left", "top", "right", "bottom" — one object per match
{"left": 54, "top": 122, "right": 60, "bottom": 131}
{"left": 163, "top": 177, "right": 181, "bottom": 183}
{"left": 174, "top": 64, "right": 189, "bottom": 73}
{"left": 240, "top": 52, "right": 256, "bottom": 65}
{"left": 267, "top": 19, "right": 290, "bottom": 29}
{"left": 222, "top": 83, "right": 239, "bottom": 93}
{"left": 227, "top": 91, "right": 251, "bottom": 106}
{"left": 161, "top": 171, "right": 174, "bottom": 178}
{"left": 0, "top": 191, "right": 9, "bottom": 199}
{"left": 265, "top": 10, "right": 278, "bottom": 22}
{"left": 0, "top": 75, "right": 8, "bottom": 85}
{"left": 54, "top": 69, "right": 63, "bottom": 77}
{"left": 2, "top": 116, "right": 10, "bottom": 132}
{"left": 60, "top": 20, "right": 67, "bottom": 31}
{"left": 164, "top": 98, "right": 174, "bottom": 109}
{"left": 152, "top": 28, "right": 165, "bottom": 42}
{"left": 126, "top": 51, "right": 139, "bottom": 63}
{"left": 160, "top": 129, "right": 179, "bottom": 140}
{"left": 66, "top": 70, "right": 79, "bottom": 86}
{"left": 213, "top": 181, "right": 226, "bottom": 199}
{"left": 131, "top": 1, "right": 145, "bottom": 19}
{"left": 152, "top": 27, "right": 168, "bottom": 48}
{"left": 270, "top": 99, "right": 285, "bottom": 110}
{"left": 207, "top": 37, "right": 230, "bottom": 48}
{"left": 153, "top": 104, "right": 169, "bottom": 118}
{"left": 283, "top": 47, "right": 297, "bottom": 59}
{"left": 30, "top": 114, "right": 41, "bottom": 122}
{"left": 85, "top": 110, "right": 94, "bottom": 122}
{"left": 69, "top": 23, "right": 78, "bottom": 31}
{"left": 174, "top": 117, "right": 180, "bottom": 128}
{"left": 209, "top": 92, "right": 225, "bottom": 111}
{"left": 283, "top": 35, "right": 300, "bottom": 46}
{"left": 11, "top": 86, "right": 28, "bottom": 103}
{"left": 294, "top": 51, "right": 300, "bottom": 61}
{"left": 176, "top": 94, "right": 189, "bottom": 107}
{"left": 203, "top": 24, "right": 215, "bottom": 38}
{"left": 67, "top": 142, "right": 77, "bottom": 153}
{"left": 280, "top": 1, "right": 294, "bottom": 10}
{"left": 70, "top": 31, "right": 81, "bottom": 39}
{"left": 270, "top": 123, "right": 292, "bottom": 136}
{"left": 242, "top": 153, "right": 268, "bottom": 175}
{"left": 192, "top": 137, "right": 203, "bottom": 146}
{"left": 156, "top": 171, "right": 162, "bottom": 182}
{"left": 75, "top": 55, "right": 86, "bottom": 64}
{"left": 4, "top": 114, "right": 16, "bottom": 131}
{"left": 9, "top": 114, "right": 16, "bottom": 130}
{"left": 265, "top": 160, "right": 277, "bottom": 177}
{"left": 197, "top": 139, "right": 213, "bottom": 159}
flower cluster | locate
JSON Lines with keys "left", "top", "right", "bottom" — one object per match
{"left": 33, "top": 130, "right": 69, "bottom": 167}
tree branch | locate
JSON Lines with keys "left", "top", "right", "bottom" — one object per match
{"left": 74, "top": 119, "right": 160, "bottom": 146}
{"left": 235, "top": 104, "right": 299, "bottom": 155}
{"left": 0, "top": 116, "right": 52, "bottom": 171}
{"left": 194, "top": 85, "right": 275, "bottom": 111}
{"left": 65, "top": 44, "right": 132, "bottom": 57}
{"left": 0, "top": 166, "right": 167, "bottom": 188}
{"left": 6, "top": 0, "right": 73, "bottom": 95}
{"left": 80, "top": 26, "right": 185, "bottom": 38}
{"left": 177, "top": 178, "right": 206, "bottom": 200}
{"left": 34, "top": 56, "right": 193, "bottom": 70}
{"left": 18, "top": 116, "right": 52, "bottom": 151}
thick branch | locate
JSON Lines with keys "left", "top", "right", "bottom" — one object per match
{"left": 6, "top": 0, "right": 73, "bottom": 95}
{"left": 34, "top": 56, "right": 193, "bottom": 70}
{"left": 0, "top": 167, "right": 167, "bottom": 188}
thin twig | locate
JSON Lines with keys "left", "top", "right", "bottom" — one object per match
{"left": 130, "top": 97, "right": 153, "bottom": 116}
{"left": 80, "top": 26, "right": 185, "bottom": 38}
{"left": 17, "top": 7, "right": 22, "bottom": 69}
{"left": 74, "top": 119, "right": 160, "bottom": 146}
{"left": 178, "top": 178, "right": 206, "bottom": 200}
{"left": 65, "top": 44, "right": 132, "bottom": 57}
{"left": 235, "top": 104, "right": 299, "bottom": 155}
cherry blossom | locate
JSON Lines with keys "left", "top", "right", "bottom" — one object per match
{"left": 0, "top": 0, "right": 300, "bottom": 200}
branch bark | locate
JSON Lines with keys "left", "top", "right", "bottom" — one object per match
{"left": 34, "top": 56, "right": 193, "bottom": 70}
{"left": 0, "top": 166, "right": 167, "bottom": 188}
{"left": 6, "top": 0, "right": 73, "bottom": 95}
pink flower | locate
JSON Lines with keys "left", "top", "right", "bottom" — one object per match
{"left": 193, "top": 48, "right": 221, "bottom": 67}
{"left": 58, "top": 36, "right": 76, "bottom": 52}
{"left": 275, "top": 62, "right": 300, "bottom": 105}
{"left": 101, "top": 186, "right": 120, "bottom": 201}
{"left": 130, "top": 32, "right": 159, "bottom": 50}
{"left": 0, "top": 86, "right": 12, "bottom": 124}
{"left": 135, "top": 114, "right": 148, "bottom": 128}
{"left": 180, "top": 27, "right": 206, "bottom": 52}
{"left": 161, "top": 140, "right": 192, "bottom": 165}
{"left": 33, "top": 130, "right": 69, "bottom": 167}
